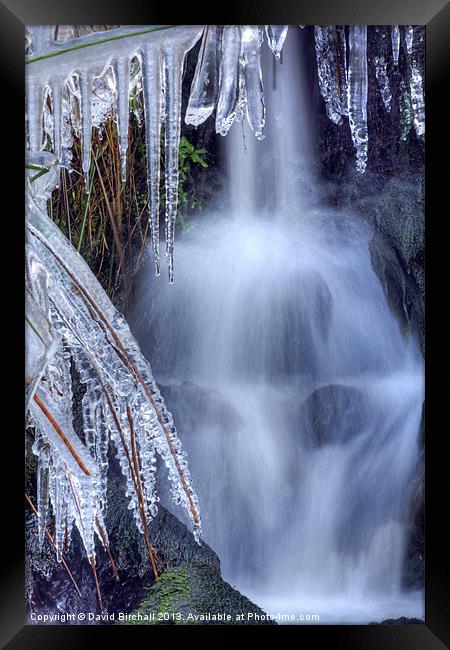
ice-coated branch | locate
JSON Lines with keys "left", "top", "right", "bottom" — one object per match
{"left": 26, "top": 159, "right": 202, "bottom": 571}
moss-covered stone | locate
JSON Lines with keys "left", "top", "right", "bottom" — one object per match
{"left": 119, "top": 562, "right": 276, "bottom": 625}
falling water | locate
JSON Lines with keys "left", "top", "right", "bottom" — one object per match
{"left": 130, "top": 28, "right": 424, "bottom": 623}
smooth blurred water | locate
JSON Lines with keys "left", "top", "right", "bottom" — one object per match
{"left": 130, "top": 28, "right": 424, "bottom": 623}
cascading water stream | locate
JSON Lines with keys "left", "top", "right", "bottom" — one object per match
{"left": 130, "top": 29, "right": 424, "bottom": 623}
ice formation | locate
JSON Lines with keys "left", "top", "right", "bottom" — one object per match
{"left": 265, "top": 25, "right": 289, "bottom": 60}
{"left": 407, "top": 27, "right": 425, "bottom": 138}
{"left": 314, "top": 26, "right": 347, "bottom": 125}
{"left": 26, "top": 152, "right": 201, "bottom": 573}
{"left": 185, "top": 26, "right": 222, "bottom": 127}
{"left": 314, "top": 24, "right": 424, "bottom": 171}
{"left": 26, "top": 25, "right": 204, "bottom": 282}
{"left": 391, "top": 26, "right": 400, "bottom": 65}
{"left": 347, "top": 26, "right": 368, "bottom": 173}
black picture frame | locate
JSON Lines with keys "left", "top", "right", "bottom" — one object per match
{"left": 1, "top": 1, "right": 448, "bottom": 647}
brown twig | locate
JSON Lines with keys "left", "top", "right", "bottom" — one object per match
{"left": 127, "top": 404, "right": 159, "bottom": 578}
{"left": 89, "top": 557, "right": 104, "bottom": 612}
{"left": 33, "top": 393, "right": 91, "bottom": 476}
{"left": 95, "top": 516, "right": 119, "bottom": 581}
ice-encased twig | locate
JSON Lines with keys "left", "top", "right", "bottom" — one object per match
{"left": 185, "top": 26, "right": 222, "bottom": 127}
{"left": 347, "top": 26, "right": 368, "bottom": 173}
{"left": 26, "top": 166, "right": 202, "bottom": 549}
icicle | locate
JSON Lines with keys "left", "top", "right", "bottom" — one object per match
{"left": 391, "top": 26, "right": 400, "bottom": 65}
{"left": 314, "top": 26, "right": 343, "bottom": 125}
{"left": 336, "top": 26, "right": 349, "bottom": 117}
{"left": 265, "top": 25, "right": 289, "bottom": 60}
{"left": 405, "top": 26, "right": 414, "bottom": 54}
{"left": 216, "top": 26, "right": 242, "bottom": 136}
{"left": 51, "top": 474, "right": 65, "bottom": 562}
{"left": 164, "top": 50, "right": 184, "bottom": 283}
{"left": 50, "top": 81, "right": 62, "bottom": 161}
{"left": 33, "top": 435, "right": 51, "bottom": 548}
{"left": 399, "top": 78, "right": 413, "bottom": 140}
{"left": 141, "top": 47, "right": 163, "bottom": 276}
{"left": 410, "top": 62, "right": 425, "bottom": 137}
{"left": 114, "top": 57, "right": 131, "bottom": 182}
{"left": 374, "top": 56, "right": 392, "bottom": 112}
{"left": 241, "top": 26, "right": 265, "bottom": 139}
{"left": 95, "top": 397, "right": 110, "bottom": 514}
{"left": 26, "top": 77, "right": 45, "bottom": 151}
{"left": 404, "top": 27, "right": 425, "bottom": 138}
{"left": 347, "top": 26, "right": 368, "bottom": 173}
{"left": 79, "top": 72, "right": 94, "bottom": 188}
{"left": 373, "top": 27, "right": 391, "bottom": 113}
{"left": 185, "top": 26, "right": 222, "bottom": 127}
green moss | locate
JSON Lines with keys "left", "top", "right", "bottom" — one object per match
{"left": 118, "top": 562, "right": 275, "bottom": 625}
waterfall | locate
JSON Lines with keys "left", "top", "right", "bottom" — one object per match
{"left": 129, "top": 28, "right": 424, "bottom": 623}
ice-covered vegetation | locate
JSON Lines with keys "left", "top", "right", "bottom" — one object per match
{"left": 26, "top": 153, "right": 201, "bottom": 606}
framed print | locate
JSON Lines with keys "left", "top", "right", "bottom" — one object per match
{"left": 0, "top": 1, "right": 448, "bottom": 647}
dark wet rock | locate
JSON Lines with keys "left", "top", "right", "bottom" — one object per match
{"left": 26, "top": 471, "right": 219, "bottom": 623}
{"left": 160, "top": 381, "right": 241, "bottom": 436}
{"left": 372, "top": 617, "right": 423, "bottom": 624}
{"left": 119, "top": 563, "right": 276, "bottom": 625}
{"left": 302, "top": 384, "right": 368, "bottom": 447}
{"left": 402, "top": 402, "right": 424, "bottom": 590}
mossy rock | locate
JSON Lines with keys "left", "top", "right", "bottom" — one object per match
{"left": 118, "top": 562, "right": 276, "bottom": 625}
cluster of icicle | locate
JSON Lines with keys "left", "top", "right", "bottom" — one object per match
{"left": 25, "top": 151, "right": 201, "bottom": 579}
{"left": 185, "top": 25, "right": 288, "bottom": 138}
{"left": 26, "top": 25, "right": 287, "bottom": 282}
{"left": 314, "top": 25, "right": 425, "bottom": 173}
